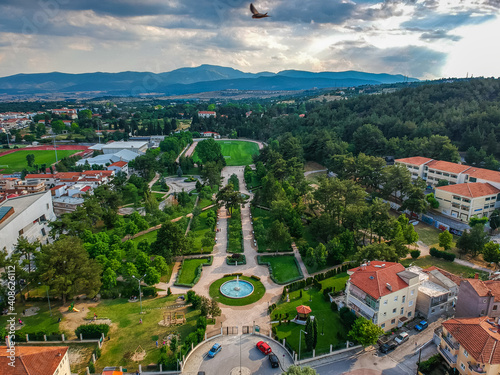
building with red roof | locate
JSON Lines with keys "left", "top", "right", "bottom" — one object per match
{"left": 425, "top": 159, "right": 471, "bottom": 186}
{"left": 107, "top": 160, "right": 128, "bottom": 175}
{"left": 0, "top": 345, "right": 71, "bottom": 375}
{"left": 455, "top": 279, "right": 500, "bottom": 320}
{"left": 438, "top": 317, "right": 500, "bottom": 375}
{"left": 345, "top": 261, "right": 419, "bottom": 331}
{"left": 395, "top": 156, "right": 433, "bottom": 181}
{"left": 198, "top": 111, "right": 216, "bottom": 118}
{"left": 200, "top": 131, "right": 221, "bottom": 139}
{"left": 435, "top": 183, "right": 500, "bottom": 222}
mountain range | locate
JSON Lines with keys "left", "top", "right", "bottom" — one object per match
{"left": 0, "top": 64, "right": 418, "bottom": 97}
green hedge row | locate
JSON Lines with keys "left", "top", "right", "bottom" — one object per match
{"left": 174, "top": 256, "right": 213, "bottom": 287}
{"left": 226, "top": 254, "right": 246, "bottom": 265}
{"left": 75, "top": 323, "right": 110, "bottom": 339}
{"left": 430, "top": 247, "right": 456, "bottom": 261}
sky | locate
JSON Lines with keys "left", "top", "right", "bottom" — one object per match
{"left": 0, "top": 0, "right": 499, "bottom": 79}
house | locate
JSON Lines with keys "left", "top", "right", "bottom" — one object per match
{"left": 67, "top": 184, "right": 92, "bottom": 198}
{"left": 200, "top": 131, "right": 221, "bottom": 139}
{"left": 198, "top": 111, "right": 216, "bottom": 118}
{"left": 0, "top": 191, "right": 56, "bottom": 256}
{"left": 423, "top": 266, "right": 465, "bottom": 288}
{"left": 52, "top": 196, "right": 85, "bottom": 215}
{"left": 395, "top": 156, "right": 433, "bottom": 180}
{"left": 455, "top": 279, "right": 500, "bottom": 319}
{"left": 0, "top": 345, "right": 71, "bottom": 375}
{"left": 434, "top": 183, "right": 499, "bottom": 221}
{"left": 107, "top": 160, "right": 128, "bottom": 175}
{"left": 465, "top": 167, "right": 500, "bottom": 190}
{"left": 50, "top": 184, "right": 67, "bottom": 197}
{"left": 76, "top": 149, "right": 141, "bottom": 167}
{"left": 424, "top": 160, "right": 471, "bottom": 186}
{"left": 101, "top": 141, "right": 148, "bottom": 155}
{"left": 345, "top": 261, "right": 419, "bottom": 331}
{"left": 437, "top": 316, "right": 500, "bottom": 375}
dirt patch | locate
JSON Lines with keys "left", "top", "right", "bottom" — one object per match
{"left": 68, "top": 344, "right": 95, "bottom": 372}
{"left": 59, "top": 301, "right": 100, "bottom": 339}
{"left": 304, "top": 161, "right": 326, "bottom": 172}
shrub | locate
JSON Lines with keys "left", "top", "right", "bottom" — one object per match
{"left": 75, "top": 324, "right": 110, "bottom": 339}
{"left": 419, "top": 354, "right": 442, "bottom": 374}
{"left": 167, "top": 287, "right": 172, "bottom": 296}
{"left": 142, "top": 286, "right": 158, "bottom": 297}
{"left": 251, "top": 275, "right": 260, "bottom": 281}
{"left": 88, "top": 362, "right": 96, "bottom": 373}
{"left": 410, "top": 250, "right": 421, "bottom": 259}
{"left": 430, "top": 247, "right": 455, "bottom": 261}
{"left": 331, "top": 301, "right": 338, "bottom": 312}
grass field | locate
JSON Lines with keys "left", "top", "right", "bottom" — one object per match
{"left": 414, "top": 223, "right": 458, "bottom": 249}
{"left": 177, "top": 258, "right": 209, "bottom": 285}
{"left": 131, "top": 230, "right": 158, "bottom": 244}
{"left": 272, "top": 273, "right": 350, "bottom": 357}
{"left": 400, "top": 256, "right": 488, "bottom": 279}
{"left": 259, "top": 255, "right": 302, "bottom": 284}
{"left": 188, "top": 209, "right": 215, "bottom": 254}
{"left": 0, "top": 149, "right": 82, "bottom": 173}
{"left": 193, "top": 140, "right": 259, "bottom": 166}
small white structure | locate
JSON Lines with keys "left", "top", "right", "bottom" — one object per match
{"left": 107, "top": 161, "right": 128, "bottom": 175}
{"left": 101, "top": 141, "right": 148, "bottom": 155}
{"left": 0, "top": 191, "right": 56, "bottom": 256}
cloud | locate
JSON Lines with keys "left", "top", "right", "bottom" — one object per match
{"left": 402, "top": 12, "right": 495, "bottom": 31}
{"left": 420, "top": 29, "right": 462, "bottom": 42}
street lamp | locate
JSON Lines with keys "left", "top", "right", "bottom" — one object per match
{"left": 132, "top": 274, "right": 147, "bottom": 314}
{"left": 299, "top": 329, "right": 307, "bottom": 362}
{"left": 38, "top": 282, "right": 52, "bottom": 316}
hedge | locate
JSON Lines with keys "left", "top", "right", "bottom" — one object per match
{"left": 75, "top": 323, "right": 110, "bottom": 339}
{"left": 430, "top": 247, "right": 456, "bottom": 261}
{"left": 257, "top": 255, "right": 304, "bottom": 285}
{"left": 226, "top": 254, "right": 247, "bottom": 265}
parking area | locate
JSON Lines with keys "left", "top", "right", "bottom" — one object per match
{"left": 182, "top": 335, "right": 294, "bottom": 375}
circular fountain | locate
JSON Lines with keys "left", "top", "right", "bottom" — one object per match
{"left": 220, "top": 276, "right": 254, "bottom": 299}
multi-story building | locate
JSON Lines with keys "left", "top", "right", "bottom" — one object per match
{"left": 198, "top": 111, "right": 216, "bottom": 118}
{"left": 455, "top": 279, "right": 500, "bottom": 319}
{"left": 52, "top": 196, "right": 85, "bottom": 215}
{"left": 0, "top": 191, "right": 56, "bottom": 255}
{"left": 438, "top": 317, "right": 500, "bottom": 375}
{"left": 434, "top": 183, "right": 499, "bottom": 221}
{"left": 0, "top": 177, "right": 45, "bottom": 195}
{"left": 0, "top": 345, "right": 71, "bottom": 374}
{"left": 394, "top": 156, "right": 432, "bottom": 180}
{"left": 424, "top": 160, "right": 471, "bottom": 186}
{"left": 345, "top": 261, "right": 419, "bottom": 331}
{"left": 101, "top": 141, "right": 148, "bottom": 155}
{"left": 107, "top": 160, "right": 128, "bottom": 175}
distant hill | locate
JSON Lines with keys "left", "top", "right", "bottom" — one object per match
{"left": 0, "top": 65, "right": 418, "bottom": 96}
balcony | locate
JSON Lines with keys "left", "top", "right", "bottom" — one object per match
{"left": 347, "top": 294, "right": 377, "bottom": 318}
{"left": 441, "top": 333, "right": 460, "bottom": 350}
{"left": 468, "top": 362, "right": 486, "bottom": 374}
{"left": 439, "top": 346, "right": 457, "bottom": 365}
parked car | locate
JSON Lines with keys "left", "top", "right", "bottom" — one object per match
{"left": 394, "top": 332, "right": 409, "bottom": 345}
{"left": 208, "top": 343, "right": 222, "bottom": 358}
{"left": 256, "top": 341, "right": 272, "bottom": 355}
{"left": 379, "top": 341, "right": 397, "bottom": 354}
{"left": 415, "top": 321, "right": 428, "bottom": 332}
{"left": 269, "top": 353, "right": 280, "bottom": 368}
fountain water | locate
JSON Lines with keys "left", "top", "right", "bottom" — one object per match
{"left": 235, "top": 275, "right": 240, "bottom": 291}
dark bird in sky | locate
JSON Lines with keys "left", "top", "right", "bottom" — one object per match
{"left": 250, "top": 3, "right": 270, "bottom": 18}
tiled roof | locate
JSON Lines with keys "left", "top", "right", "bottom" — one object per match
{"left": 25, "top": 174, "right": 53, "bottom": 179}
{"left": 108, "top": 161, "right": 127, "bottom": 167}
{"left": 198, "top": 111, "right": 216, "bottom": 114}
{"left": 465, "top": 279, "right": 500, "bottom": 302}
{"left": 426, "top": 160, "right": 470, "bottom": 174}
{"left": 422, "top": 266, "right": 463, "bottom": 286}
{"left": 80, "top": 186, "right": 91, "bottom": 192}
{"left": 0, "top": 345, "right": 68, "bottom": 374}
{"left": 435, "top": 183, "right": 500, "bottom": 198}
{"left": 348, "top": 261, "right": 409, "bottom": 299}
{"left": 395, "top": 156, "right": 433, "bottom": 166}
{"left": 54, "top": 172, "right": 81, "bottom": 179}
{"left": 50, "top": 184, "right": 65, "bottom": 191}
{"left": 466, "top": 167, "right": 500, "bottom": 184}
{"left": 442, "top": 317, "right": 500, "bottom": 364}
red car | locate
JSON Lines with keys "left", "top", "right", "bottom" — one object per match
{"left": 256, "top": 341, "right": 272, "bottom": 355}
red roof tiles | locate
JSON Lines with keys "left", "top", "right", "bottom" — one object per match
{"left": 395, "top": 156, "right": 433, "bottom": 166}
{"left": 0, "top": 345, "right": 68, "bottom": 375}
{"left": 435, "top": 182, "right": 500, "bottom": 198}
{"left": 464, "top": 279, "right": 500, "bottom": 302}
{"left": 426, "top": 160, "right": 470, "bottom": 174}
{"left": 442, "top": 317, "right": 500, "bottom": 364}
{"left": 466, "top": 167, "right": 500, "bottom": 184}
{"left": 108, "top": 161, "right": 127, "bottom": 168}
{"left": 422, "top": 266, "right": 463, "bottom": 286}
{"left": 348, "top": 261, "right": 409, "bottom": 299}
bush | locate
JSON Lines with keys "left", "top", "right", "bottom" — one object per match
{"left": 331, "top": 301, "right": 338, "bottom": 312}
{"left": 75, "top": 324, "right": 110, "bottom": 339}
{"left": 100, "top": 289, "right": 119, "bottom": 299}
{"left": 410, "top": 250, "right": 421, "bottom": 259}
{"left": 142, "top": 286, "right": 158, "bottom": 297}
{"left": 339, "top": 307, "right": 357, "bottom": 330}
{"left": 430, "top": 247, "right": 455, "bottom": 261}
{"left": 88, "top": 362, "right": 96, "bottom": 373}
{"left": 419, "top": 354, "right": 442, "bottom": 374}
{"left": 251, "top": 275, "right": 260, "bottom": 281}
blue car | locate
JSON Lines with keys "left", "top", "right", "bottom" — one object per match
{"left": 208, "top": 343, "right": 222, "bottom": 358}
{"left": 415, "top": 320, "right": 428, "bottom": 331}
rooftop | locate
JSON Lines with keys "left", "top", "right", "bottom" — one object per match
{"left": 395, "top": 156, "right": 433, "bottom": 166}
{"left": 0, "top": 192, "right": 50, "bottom": 231}
{"left": 108, "top": 161, "right": 127, "bottom": 167}
{"left": 418, "top": 280, "right": 449, "bottom": 297}
{"left": 422, "top": 266, "right": 463, "bottom": 286}
{"left": 442, "top": 317, "right": 500, "bottom": 364}
{"left": 466, "top": 279, "right": 500, "bottom": 302}
{"left": 348, "top": 261, "right": 411, "bottom": 299}
{"left": 0, "top": 345, "right": 68, "bottom": 374}
{"left": 426, "top": 159, "right": 470, "bottom": 174}
{"left": 466, "top": 167, "right": 500, "bottom": 184}
{"left": 435, "top": 182, "right": 500, "bottom": 198}
{"left": 53, "top": 196, "right": 84, "bottom": 204}
{"left": 101, "top": 141, "right": 147, "bottom": 149}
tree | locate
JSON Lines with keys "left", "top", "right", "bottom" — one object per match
{"left": 266, "top": 220, "right": 292, "bottom": 252}
{"left": 470, "top": 216, "right": 489, "bottom": 227}
{"left": 151, "top": 221, "right": 188, "bottom": 263}
{"left": 216, "top": 184, "right": 246, "bottom": 215}
{"left": 35, "top": 237, "right": 102, "bottom": 303}
{"left": 102, "top": 267, "right": 117, "bottom": 289}
{"left": 457, "top": 224, "right": 489, "bottom": 257}
{"left": 196, "top": 138, "right": 223, "bottom": 163}
{"left": 26, "top": 153, "right": 35, "bottom": 167}
{"left": 209, "top": 299, "right": 221, "bottom": 319}
{"left": 439, "top": 230, "right": 453, "bottom": 251}
{"left": 410, "top": 250, "right": 421, "bottom": 259}
{"left": 305, "top": 316, "right": 314, "bottom": 352}
{"left": 78, "top": 109, "right": 93, "bottom": 120}
{"left": 348, "top": 317, "right": 384, "bottom": 347}
{"left": 177, "top": 166, "right": 183, "bottom": 177}
{"left": 144, "top": 266, "right": 161, "bottom": 286}
{"left": 483, "top": 242, "right": 500, "bottom": 264}
{"left": 282, "top": 366, "right": 317, "bottom": 375}
{"left": 152, "top": 256, "right": 169, "bottom": 275}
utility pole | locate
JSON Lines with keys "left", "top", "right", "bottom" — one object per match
{"left": 53, "top": 134, "right": 58, "bottom": 163}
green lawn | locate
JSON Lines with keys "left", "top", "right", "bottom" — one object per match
{"left": 414, "top": 223, "right": 458, "bottom": 248}
{"left": 151, "top": 181, "right": 170, "bottom": 192}
{"left": 259, "top": 255, "right": 302, "bottom": 284}
{"left": 227, "top": 207, "right": 243, "bottom": 253}
{"left": 272, "top": 275, "right": 350, "bottom": 357}
{"left": 153, "top": 192, "right": 167, "bottom": 201}
{"left": 187, "top": 209, "right": 215, "bottom": 254}
{"left": 319, "top": 272, "right": 349, "bottom": 291}
{"left": 193, "top": 140, "right": 259, "bottom": 166}
{"left": 400, "top": 256, "right": 489, "bottom": 279}
{"left": 209, "top": 276, "right": 265, "bottom": 306}
{"left": 198, "top": 198, "right": 214, "bottom": 209}
{"left": 177, "top": 258, "right": 209, "bottom": 285}
{"left": 131, "top": 230, "right": 158, "bottom": 244}
{"left": 0, "top": 149, "right": 84, "bottom": 173}
{"left": 163, "top": 194, "right": 197, "bottom": 221}
{"left": 89, "top": 295, "right": 201, "bottom": 372}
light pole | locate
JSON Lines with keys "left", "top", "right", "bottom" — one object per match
{"left": 132, "top": 274, "right": 147, "bottom": 314}
{"left": 39, "top": 282, "right": 52, "bottom": 316}
{"left": 299, "top": 329, "right": 307, "bottom": 362}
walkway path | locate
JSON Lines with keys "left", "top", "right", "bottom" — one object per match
{"left": 148, "top": 172, "right": 160, "bottom": 189}
{"left": 454, "top": 258, "right": 491, "bottom": 273}
{"left": 292, "top": 242, "right": 310, "bottom": 277}
{"left": 176, "top": 143, "right": 191, "bottom": 163}
{"left": 304, "top": 169, "right": 327, "bottom": 176}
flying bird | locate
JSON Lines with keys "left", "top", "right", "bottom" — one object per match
{"left": 250, "top": 3, "right": 270, "bottom": 18}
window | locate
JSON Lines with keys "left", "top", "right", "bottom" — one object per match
{"left": 391, "top": 319, "right": 396, "bottom": 324}
{"left": 401, "top": 307, "right": 404, "bottom": 315}
{"left": 494, "top": 305, "right": 498, "bottom": 311}
{"left": 443, "top": 173, "right": 450, "bottom": 177}
{"left": 463, "top": 349, "right": 468, "bottom": 357}
{"left": 481, "top": 310, "right": 486, "bottom": 316}
{"left": 383, "top": 299, "right": 388, "bottom": 305}
{"left": 18, "top": 229, "right": 24, "bottom": 236}
{"left": 394, "top": 296, "right": 398, "bottom": 301}
{"left": 381, "top": 323, "right": 385, "bottom": 328}
{"left": 411, "top": 290, "right": 415, "bottom": 296}
{"left": 46, "top": 203, "right": 49, "bottom": 210}
{"left": 383, "top": 312, "right": 387, "bottom": 316}
{"left": 486, "top": 197, "right": 491, "bottom": 201}
{"left": 393, "top": 308, "right": 397, "bottom": 314}
{"left": 470, "top": 177, "right": 477, "bottom": 182}
{"left": 460, "top": 363, "right": 466, "bottom": 371}
{"left": 402, "top": 296, "right": 406, "bottom": 303}
{"left": 409, "top": 300, "right": 414, "bottom": 306}
{"left": 408, "top": 312, "right": 412, "bottom": 317}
